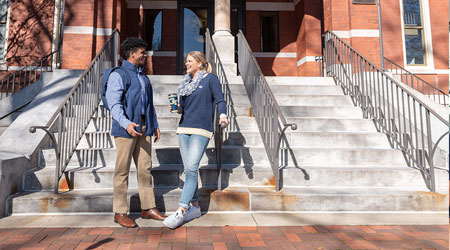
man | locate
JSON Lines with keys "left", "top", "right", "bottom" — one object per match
{"left": 106, "top": 37, "right": 166, "bottom": 228}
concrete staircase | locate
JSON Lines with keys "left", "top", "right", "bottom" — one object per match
{"left": 7, "top": 76, "right": 448, "bottom": 223}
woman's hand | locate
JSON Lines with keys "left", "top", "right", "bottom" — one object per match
{"left": 168, "top": 104, "right": 181, "bottom": 113}
{"left": 219, "top": 114, "right": 229, "bottom": 127}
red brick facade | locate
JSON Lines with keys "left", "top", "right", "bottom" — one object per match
{"left": 1, "top": 0, "right": 448, "bottom": 92}
{"left": 6, "top": 0, "right": 55, "bottom": 66}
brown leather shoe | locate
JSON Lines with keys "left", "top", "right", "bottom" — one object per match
{"left": 141, "top": 207, "right": 167, "bottom": 220}
{"left": 114, "top": 213, "right": 137, "bottom": 228}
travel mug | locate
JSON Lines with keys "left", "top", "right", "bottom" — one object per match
{"left": 168, "top": 93, "right": 178, "bottom": 113}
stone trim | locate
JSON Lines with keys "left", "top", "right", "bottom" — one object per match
{"left": 146, "top": 51, "right": 176, "bottom": 57}
{"left": 296, "top": 56, "right": 317, "bottom": 67}
{"left": 253, "top": 52, "right": 296, "bottom": 58}
{"left": 63, "top": 26, "right": 112, "bottom": 36}
{"left": 332, "top": 29, "right": 380, "bottom": 38}
{"left": 246, "top": 2, "right": 295, "bottom": 11}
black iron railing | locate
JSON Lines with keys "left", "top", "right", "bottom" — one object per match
{"left": 237, "top": 30, "right": 297, "bottom": 191}
{"left": 0, "top": 51, "right": 60, "bottom": 100}
{"left": 383, "top": 57, "right": 448, "bottom": 106}
{"left": 29, "top": 29, "right": 120, "bottom": 194}
{"left": 323, "top": 31, "right": 449, "bottom": 192}
{"left": 205, "top": 28, "right": 232, "bottom": 191}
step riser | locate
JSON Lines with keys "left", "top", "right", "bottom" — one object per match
{"left": 40, "top": 148, "right": 406, "bottom": 168}
{"left": 23, "top": 167, "right": 448, "bottom": 191}
{"left": 10, "top": 188, "right": 447, "bottom": 214}
{"left": 285, "top": 119, "right": 377, "bottom": 132}
{"left": 271, "top": 86, "right": 344, "bottom": 95}
{"left": 275, "top": 96, "right": 353, "bottom": 106}
{"left": 91, "top": 105, "right": 253, "bottom": 118}
{"left": 152, "top": 93, "right": 250, "bottom": 105}
{"left": 265, "top": 77, "right": 335, "bottom": 85}
{"left": 79, "top": 117, "right": 377, "bottom": 133}
{"left": 152, "top": 84, "right": 248, "bottom": 95}
{"left": 287, "top": 133, "right": 391, "bottom": 148}
{"left": 75, "top": 131, "right": 265, "bottom": 149}
{"left": 74, "top": 132, "right": 391, "bottom": 149}
{"left": 81, "top": 117, "right": 259, "bottom": 132}
{"left": 280, "top": 106, "right": 363, "bottom": 118}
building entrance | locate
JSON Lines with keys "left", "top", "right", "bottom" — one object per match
{"left": 176, "top": 0, "right": 245, "bottom": 74}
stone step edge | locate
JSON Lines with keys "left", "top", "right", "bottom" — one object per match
{"left": 10, "top": 186, "right": 447, "bottom": 201}
{"left": 32, "top": 164, "right": 417, "bottom": 172}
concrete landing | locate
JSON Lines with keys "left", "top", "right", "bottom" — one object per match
{"left": 0, "top": 212, "right": 448, "bottom": 228}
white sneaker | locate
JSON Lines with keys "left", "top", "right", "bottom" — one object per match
{"left": 163, "top": 208, "right": 184, "bottom": 229}
{"left": 184, "top": 205, "right": 201, "bottom": 222}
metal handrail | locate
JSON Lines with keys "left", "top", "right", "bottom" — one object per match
{"left": 205, "top": 28, "right": 232, "bottom": 191}
{"left": 29, "top": 29, "right": 120, "bottom": 194}
{"left": 323, "top": 31, "right": 449, "bottom": 192}
{"left": 237, "top": 30, "right": 297, "bottom": 191}
{"left": 0, "top": 51, "right": 60, "bottom": 100}
{"left": 383, "top": 57, "right": 448, "bottom": 106}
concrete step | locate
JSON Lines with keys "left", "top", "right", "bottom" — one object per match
{"left": 151, "top": 90, "right": 250, "bottom": 105}
{"left": 285, "top": 118, "right": 377, "bottom": 132}
{"left": 271, "top": 85, "right": 344, "bottom": 96}
{"left": 280, "top": 106, "right": 363, "bottom": 118}
{"left": 152, "top": 83, "right": 247, "bottom": 95}
{"left": 39, "top": 147, "right": 407, "bottom": 168}
{"left": 265, "top": 76, "right": 335, "bottom": 86}
{"left": 274, "top": 95, "right": 354, "bottom": 106}
{"left": 284, "top": 132, "right": 391, "bottom": 148}
{"left": 148, "top": 75, "right": 244, "bottom": 85}
{"left": 23, "top": 164, "right": 448, "bottom": 191}
{"left": 93, "top": 104, "right": 252, "bottom": 118}
{"left": 74, "top": 130, "right": 391, "bottom": 149}
{"left": 9, "top": 186, "right": 447, "bottom": 214}
{"left": 72, "top": 116, "right": 257, "bottom": 134}
{"left": 81, "top": 117, "right": 377, "bottom": 133}
{"left": 75, "top": 130, "right": 263, "bottom": 149}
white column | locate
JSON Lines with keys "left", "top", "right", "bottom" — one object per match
{"left": 212, "top": 0, "right": 237, "bottom": 75}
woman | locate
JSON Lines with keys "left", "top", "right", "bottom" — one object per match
{"left": 163, "top": 51, "right": 228, "bottom": 229}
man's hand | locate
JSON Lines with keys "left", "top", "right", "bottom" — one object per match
{"left": 154, "top": 128, "right": 161, "bottom": 143}
{"left": 126, "top": 122, "right": 142, "bottom": 137}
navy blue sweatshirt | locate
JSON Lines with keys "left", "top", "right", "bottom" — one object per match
{"left": 177, "top": 73, "right": 226, "bottom": 138}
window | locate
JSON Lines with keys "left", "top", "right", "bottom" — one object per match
{"left": 0, "top": 0, "right": 9, "bottom": 60}
{"left": 144, "top": 10, "right": 162, "bottom": 51}
{"left": 402, "top": 0, "right": 426, "bottom": 65}
{"left": 260, "top": 12, "right": 279, "bottom": 52}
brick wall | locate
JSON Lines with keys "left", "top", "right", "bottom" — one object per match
{"left": 429, "top": 1, "right": 449, "bottom": 70}
{"left": 296, "top": 0, "right": 322, "bottom": 76}
{"left": 62, "top": 0, "right": 115, "bottom": 69}
{"left": 380, "top": 0, "right": 404, "bottom": 66}
{"left": 6, "top": 0, "right": 54, "bottom": 66}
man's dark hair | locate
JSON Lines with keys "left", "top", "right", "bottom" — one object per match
{"left": 120, "top": 37, "right": 148, "bottom": 59}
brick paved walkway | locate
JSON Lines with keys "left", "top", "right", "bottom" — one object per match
{"left": 1, "top": 225, "right": 448, "bottom": 250}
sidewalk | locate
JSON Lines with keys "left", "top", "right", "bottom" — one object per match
{"left": 0, "top": 214, "right": 448, "bottom": 250}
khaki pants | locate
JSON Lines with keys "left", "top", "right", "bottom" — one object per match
{"left": 113, "top": 127, "right": 156, "bottom": 213}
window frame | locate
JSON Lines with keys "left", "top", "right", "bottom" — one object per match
{"left": 0, "top": 0, "right": 10, "bottom": 63}
{"left": 399, "top": 0, "right": 435, "bottom": 70}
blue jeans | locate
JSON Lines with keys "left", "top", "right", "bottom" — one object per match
{"left": 178, "top": 134, "right": 210, "bottom": 208}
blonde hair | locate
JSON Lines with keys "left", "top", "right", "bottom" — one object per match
{"left": 187, "top": 51, "right": 212, "bottom": 73}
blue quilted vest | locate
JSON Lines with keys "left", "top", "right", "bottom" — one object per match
{"left": 111, "top": 60, "right": 158, "bottom": 138}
